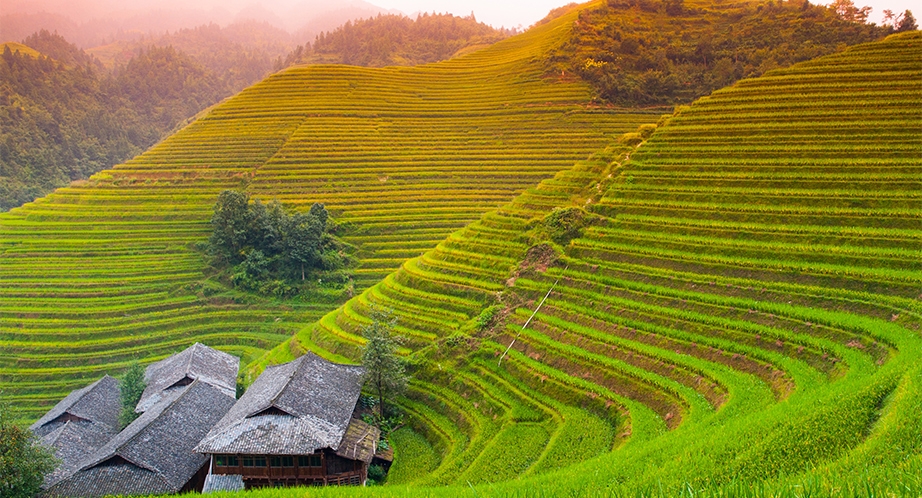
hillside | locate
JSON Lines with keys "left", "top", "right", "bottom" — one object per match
{"left": 0, "top": 42, "right": 42, "bottom": 59}
{"left": 252, "top": 30, "right": 922, "bottom": 494}
{"left": 0, "top": 31, "right": 233, "bottom": 211}
{"left": 281, "top": 13, "right": 511, "bottom": 68}
{"left": 545, "top": 0, "right": 891, "bottom": 105}
{"left": 0, "top": 7, "right": 657, "bottom": 422}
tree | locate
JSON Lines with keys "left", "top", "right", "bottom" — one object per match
{"left": 0, "top": 395, "right": 57, "bottom": 498}
{"left": 361, "top": 307, "right": 407, "bottom": 423}
{"left": 883, "top": 9, "right": 917, "bottom": 31}
{"left": 898, "top": 10, "right": 917, "bottom": 31}
{"left": 209, "top": 190, "right": 253, "bottom": 263}
{"left": 118, "top": 362, "right": 146, "bottom": 429}
{"left": 829, "top": 0, "right": 872, "bottom": 23}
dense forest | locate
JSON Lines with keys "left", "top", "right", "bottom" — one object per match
{"left": 88, "top": 21, "right": 294, "bottom": 94}
{"left": 278, "top": 13, "right": 512, "bottom": 68}
{"left": 546, "top": 0, "right": 912, "bottom": 106}
{"left": 0, "top": 31, "right": 232, "bottom": 210}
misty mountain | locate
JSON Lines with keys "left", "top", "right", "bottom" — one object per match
{"left": 0, "top": 0, "right": 400, "bottom": 48}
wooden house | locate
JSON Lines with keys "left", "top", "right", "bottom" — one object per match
{"left": 195, "top": 352, "right": 380, "bottom": 489}
{"left": 36, "top": 343, "right": 240, "bottom": 497}
{"left": 30, "top": 375, "right": 121, "bottom": 489}
{"left": 44, "top": 380, "right": 236, "bottom": 497}
{"left": 136, "top": 342, "right": 239, "bottom": 413}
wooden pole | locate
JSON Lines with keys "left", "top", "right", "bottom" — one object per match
{"left": 498, "top": 267, "right": 566, "bottom": 367}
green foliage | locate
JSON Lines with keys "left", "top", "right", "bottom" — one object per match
{"left": 361, "top": 306, "right": 408, "bottom": 422}
{"left": 540, "top": 207, "right": 593, "bottom": 246}
{"left": 547, "top": 0, "right": 890, "bottom": 106}
{"left": 475, "top": 304, "right": 505, "bottom": 332}
{"left": 367, "top": 464, "right": 387, "bottom": 485}
{"left": 0, "top": 396, "right": 57, "bottom": 498}
{"left": 118, "top": 362, "right": 146, "bottom": 429}
{"left": 208, "top": 190, "right": 347, "bottom": 295}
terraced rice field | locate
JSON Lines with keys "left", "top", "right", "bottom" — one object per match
{"left": 261, "top": 32, "right": 922, "bottom": 493}
{"left": 0, "top": 8, "right": 657, "bottom": 422}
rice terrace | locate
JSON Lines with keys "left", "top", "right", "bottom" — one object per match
{"left": 0, "top": 0, "right": 920, "bottom": 496}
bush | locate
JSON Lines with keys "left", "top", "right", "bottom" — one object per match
{"left": 118, "top": 362, "right": 146, "bottom": 429}
{"left": 367, "top": 464, "right": 387, "bottom": 485}
{"left": 0, "top": 396, "right": 57, "bottom": 498}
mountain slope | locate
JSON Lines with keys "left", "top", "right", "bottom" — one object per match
{"left": 256, "top": 31, "right": 922, "bottom": 493}
{"left": 0, "top": 6, "right": 656, "bottom": 421}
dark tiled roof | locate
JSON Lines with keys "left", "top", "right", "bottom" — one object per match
{"left": 40, "top": 421, "right": 117, "bottom": 489}
{"left": 136, "top": 343, "right": 239, "bottom": 413}
{"left": 30, "top": 375, "right": 120, "bottom": 438}
{"left": 43, "top": 464, "right": 173, "bottom": 498}
{"left": 196, "top": 352, "right": 365, "bottom": 456}
{"left": 202, "top": 474, "right": 244, "bottom": 493}
{"left": 46, "top": 380, "right": 236, "bottom": 497}
{"left": 335, "top": 418, "right": 380, "bottom": 464}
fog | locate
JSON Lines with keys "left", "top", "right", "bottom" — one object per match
{"left": 1, "top": 0, "right": 916, "bottom": 49}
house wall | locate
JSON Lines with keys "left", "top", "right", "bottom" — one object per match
{"left": 209, "top": 452, "right": 366, "bottom": 487}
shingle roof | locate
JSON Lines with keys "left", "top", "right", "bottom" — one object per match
{"left": 202, "top": 474, "right": 244, "bottom": 493}
{"left": 30, "top": 375, "right": 120, "bottom": 438}
{"left": 39, "top": 421, "right": 117, "bottom": 489}
{"left": 43, "top": 464, "right": 174, "bottom": 498}
{"left": 195, "top": 352, "right": 365, "bottom": 456}
{"left": 45, "top": 380, "right": 236, "bottom": 498}
{"left": 136, "top": 343, "right": 239, "bottom": 413}
{"left": 335, "top": 418, "right": 380, "bottom": 464}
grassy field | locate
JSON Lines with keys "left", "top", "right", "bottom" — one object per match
{"left": 0, "top": 5, "right": 657, "bottom": 422}
{"left": 4, "top": 0, "right": 920, "bottom": 495}
{"left": 247, "top": 30, "right": 922, "bottom": 495}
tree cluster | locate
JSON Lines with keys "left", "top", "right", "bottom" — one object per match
{"left": 546, "top": 0, "right": 899, "bottom": 106}
{"left": 208, "top": 190, "right": 348, "bottom": 296}
{"left": 277, "top": 13, "right": 512, "bottom": 69}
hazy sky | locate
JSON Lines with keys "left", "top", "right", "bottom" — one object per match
{"left": 373, "top": 0, "right": 918, "bottom": 29}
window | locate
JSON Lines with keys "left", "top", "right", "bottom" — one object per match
{"left": 298, "top": 455, "right": 322, "bottom": 467}
{"left": 270, "top": 456, "right": 294, "bottom": 467}
{"left": 254, "top": 457, "right": 266, "bottom": 467}
{"left": 215, "top": 455, "right": 238, "bottom": 467}
{"left": 242, "top": 457, "right": 254, "bottom": 467}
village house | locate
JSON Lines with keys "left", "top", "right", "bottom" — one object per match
{"left": 194, "top": 352, "right": 380, "bottom": 490}
{"left": 29, "top": 375, "right": 122, "bottom": 488}
{"left": 34, "top": 343, "right": 240, "bottom": 497}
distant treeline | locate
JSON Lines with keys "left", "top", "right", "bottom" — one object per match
{"left": 0, "top": 30, "right": 272, "bottom": 211}
{"left": 277, "top": 13, "right": 513, "bottom": 68}
{"left": 546, "top": 0, "right": 912, "bottom": 106}
{"left": 0, "top": 15, "right": 511, "bottom": 211}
